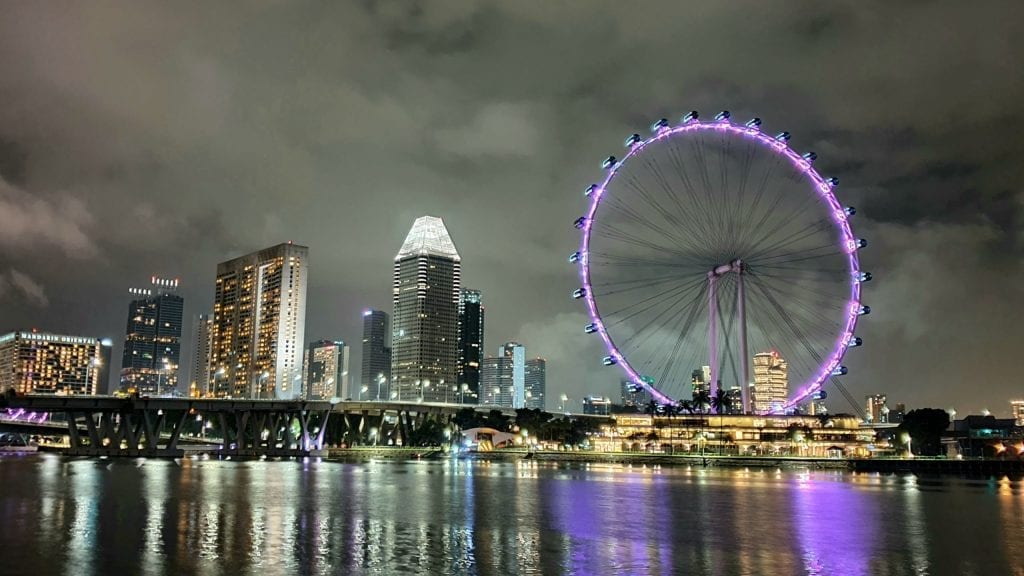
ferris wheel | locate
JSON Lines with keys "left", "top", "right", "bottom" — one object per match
{"left": 571, "top": 110, "right": 869, "bottom": 413}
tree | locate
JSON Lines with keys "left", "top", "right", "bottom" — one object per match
{"left": 452, "top": 408, "right": 483, "bottom": 431}
{"left": 898, "top": 408, "right": 950, "bottom": 456}
{"left": 644, "top": 399, "right": 659, "bottom": 416}
{"left": 710, "top": 389, "right": 733, "bottom": 454}
{"left": 661, "top": 403, "right": 679, "bottom": 454}
{"left": 515, "top": 408, "right": 553, "bottom": 435}
{"left": 692, "top": 390, "right": 711, "bottom": 454}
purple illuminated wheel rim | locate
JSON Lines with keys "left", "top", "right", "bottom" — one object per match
{"left": 574, "top": 115, "right": 865, "bottom": 412}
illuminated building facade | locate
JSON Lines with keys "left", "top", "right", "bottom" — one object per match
{"left": 360, "top": 309, "right": 391, "bottom": 401}
{"left": 210, "top": 242, "right": 308, "bottom": 399}
{"left": 120, "top": 277, "right": 183, "bottom": 395}
{"left": 583, "top": 396, "right": 612, "bottom": 415}
{"left": 1012, "top": 400, "right": 1024, "bottom": 427}
{"left": 457, "top": 288, "right": 484, "bottom": 404}
{"left": 525, "top": 358, "right": 546, "bottom": 410}
{"left": 481, "top": 342, "right": 526, "bottom": 408}
{"left": 189, "top": 313, "right": 213, "bottom": 397}
{"left": 751, "top": 351, "right": 788, "bottom": 413}
{"left": 391, "top": 216, "right": 461, "bottom": 402}
{"left": 0, "top": 331, "right": 109, "bottom": 395}
{"left": 865, "top": 394, "right": 889, "bottom": 423}
{"left": 691, "top": 366, "right": 711, "bottom": 400}
{"left": 303, "top": 340, "right": 349, "bottom": 400}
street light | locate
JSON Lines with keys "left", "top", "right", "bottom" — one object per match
{"left": 359, "top": 385, "right": 368, "bottom": 401}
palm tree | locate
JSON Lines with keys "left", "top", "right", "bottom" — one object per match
{"left": 644, "top": 399, "right": 658, "bottom": 417}
{"left": 692, "top": 390, "right": 711, "bottom": 456}
{"left": 710, "top": 389, "right": 733, "bottom": 455}
{"left": 662, "top": 402, "right": 679, "bottom": 453}
{"left": 677, "top": 399, "right": 694, "bottom": 448}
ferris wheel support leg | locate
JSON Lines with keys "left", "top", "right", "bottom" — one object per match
{"left": 737, "top": 266, "right": 750, "bottom": 414}
{"left": 707, "top": 273, "right": 718, "bottom": 401}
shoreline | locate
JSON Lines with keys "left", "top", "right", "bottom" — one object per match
{"left": 324, "top": 447, "right": 1024, "bottom": 475}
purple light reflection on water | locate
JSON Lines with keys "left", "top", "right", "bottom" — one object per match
{"left": 578, "top": 119, "right": 862, "bottom": 409}
{"left": 792, "top": 472, "right": 880, "bottom": 576}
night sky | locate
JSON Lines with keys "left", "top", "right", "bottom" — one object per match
{"left": 0, "top": 2, "right": 1021, "bottom": 415}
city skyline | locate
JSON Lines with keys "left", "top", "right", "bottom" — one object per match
{"left": 1, "top": 3, "right": 1022, "bottom": 415}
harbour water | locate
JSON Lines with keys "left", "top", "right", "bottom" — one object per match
{"left": 0, "top": 454, "right": 1022, "bottom": 575}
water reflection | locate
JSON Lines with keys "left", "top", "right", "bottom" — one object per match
{"left": 0, "top": 454, "right": 1022, "bottom": 575}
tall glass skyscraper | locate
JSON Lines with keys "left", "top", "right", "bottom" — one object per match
{"left": 303, "top": 340, "right": 349, "bottom": 400}
{"left": 210, "top": 242, "right": 308, "bottom": 399}
{"left": 120, "top": 277, "right": 183, "bottom": 395}
{"left": 457, "top": 288, "right": 484, "bottom": 404}
{"left": 361, "top": 309, "right": 391, "bottom": 401}
{"left": 481, "top": 342, "right": 526, "bottom": 409}
{"left": 525, "top": 358, "right": 546, "bottom": 410}
{"left": 391, "top": 216, "right": 461, "bottom": 403}
{"left": 189, "top": 313, "right": 212, "bottom": 397}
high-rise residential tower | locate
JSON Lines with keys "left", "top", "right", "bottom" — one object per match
{"left": 620, "top": 379, "right": 652, "bottom": 408}
{"left": 457, "top": 288, "right": 484, "bottom": 404}
{"left": 303, "top": 340, "right": 349, "bottom": 400}
{"left": 391, "top": 216, "right": 461, "bottom": 403}
{"left": 120, "top": 277, "right": 184, "bottom": 396}
{"left": 865, "top": 394, "right": 889, "bottom": 423}
{"left": 189, "top": 313, "right": 213, "bottom": 397}
{"left": 0, "top": 331, "right": 110, "bottom": 395}
{"left": 1011, "top": 400, "right": 1024, "bottom": 427}
{"left": 524, "top": 358, "right": 546, "bottom": 410}
{"left": 481, "top": 342, "right": 526, "bottom": 408}
{"left": 361, "top": 310, "right": 391, "bottom": 401}
{"left": 691, "top": 366, "right": 711, "bottom": 400}
{"left": 751, "top": 351, "right": 788, "bottom": 413}
{"left": 210, "top": 242, "right": 308, "bottom": 399}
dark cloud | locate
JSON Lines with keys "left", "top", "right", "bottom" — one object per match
{"left": 0, "top": 1, "right": 1022, "bottom": 415}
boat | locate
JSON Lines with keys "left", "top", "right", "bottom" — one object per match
{"left": 0, "top": 432, "right": 39, "bottom": 453}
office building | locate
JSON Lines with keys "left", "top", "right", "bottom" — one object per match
{"left": 210, "top": 242, "right": 308, "bottom": 399}
{"left": 583, "top": 396, "right": 612, "bottom": 416}
{"left": 889, "top": 402, "right": 906, "bottom": 424}
{"left": 691, "top": 366, "right": 711, "bottom": 400}
{"left": 525, "top": 358, "right": 546, "bottom": 409}
{"left": 751, "top": 351, "right": 788, "bottom": 413}
{"left": 457, "top": 288, "right": 484, "bottom": 404}
{"left": 189, "top": 313, "right": 213, "bottom": 397}
{"left": 481, "top": 342, "right": 526, "bottom": 408}
{"left": 620, "top": 379, "right": 652, "bottom": 408}
{"left": 303, "top": 340, "right": 349, "bottom": 400}
{"left": 391, "top": 216, "right": 460, "bottom": 402}
{"left": 0, "top": 331, "right": 109, "bottom": 395}
{"left": 361, "top": 310, "right": 391, "bottom": 401}
{"left": 1011, "top": 400, "right": 1024, "bottom": 427}
{"left": 120, "top": 277, "right": 184, "bottom": 396}
{"left": 725, "top": 386, "right": 744, "bottom": 414}
{"left": 865, "top": 394, "right": 889, "bottom": 424}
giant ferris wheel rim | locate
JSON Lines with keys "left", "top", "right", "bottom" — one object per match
{"left": 576, "top": 116, "right": 863, "bottom": 412}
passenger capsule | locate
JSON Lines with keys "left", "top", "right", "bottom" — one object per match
{"left": 584, "top": 184, "right": 598, "bottom": 197}
{"left": 602, "top": 356, "right": 618, "bottom": 366}
{"left": 624, "top": 133, "right": 642, "bottom": 148}
{"left": 568, "top": 251, "right": 581, "bottom": 263}
{"left": 572, "top": 288, "right": 587, "bottom": 299}
{"left": 584, "top": 323, "right": 598, "bottom": 334}
{"left": 573, "top": 217, "right": 587, "bottom": 229}
{"left": 650, "top": 118, "right": 670, "bottom": 133}
{"left": 802, "top": 151, "right": 817, "bottom": 162}
{"left": 855, "top": 271, "right": 872, "bottom": 283}
{"left": 831, "top": 366, "right": 849, "bottom": 376}
{"left": 848, "top": 336, "right": 863, "bottom": 347}
{"left": 858, "top": 305, "right": 871, "bottom": 315}
{"left": 745, "top": 117, "right": 762, "bottom": 128}
{"left": 714, "top": 110, "right": 731, "bottom": 121}
{"left": 826, "top": 177, "right": 839, "bottom": 186}
{"left": 601, "top": 156, "right": 617, "bottom": 169}
{"left": 775, "top": 131, "right": 791, "bottom": 142}
{"left": 844, "top": 206, "right": 857, "bottom": 217}
{"left": 856, "top": 238, "right": 868, "bottom": 249}
{"left": 681, "top": 111, "right": 699, "bottom": 123}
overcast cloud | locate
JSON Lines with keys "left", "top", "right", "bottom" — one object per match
{"left": 0, "top": 1, "right": 1021, "bottom": 415}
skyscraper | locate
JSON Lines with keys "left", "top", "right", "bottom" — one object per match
{"left": 210, "top": 242, "right": 308, "bottom": 399}
{"left": 691, "top": 366, "right": 711, "bottom": 400}
{"left": 0, "top": 331, "right": 109, "bottom": 395}
{"left": 457, "top": 288, "right": 484, "bottom": 404}
{"left": 189, "top": 313, "right": 213, "bottom": 397}
{"left": 525, "top": 358, "right": 546, "bottom": 410}
{"left": 865, "top": 394, "right": 889, "bottom": 423}
{"left": 481, "top": 342, "right": 526, "bottom": 408}
{"left": 120, "top": 277, "right": 183, "bottom": 396}
{"left": 303, "top": 340, "right": 349, "bottom": 400}
{"left": 361, "top": 310, "right": 391, "bottom": 401}
{"left": 391, "top": 216, "right": 461, "bottom": 402}
{"left": 1012, "top": 400, "right": 1024, "bottom": 427}
{"left": 751, "top": 351, "right": 788, "bottom": 413}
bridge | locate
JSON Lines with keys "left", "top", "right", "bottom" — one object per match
{"left": 0, "top": 395, "right": 516, "bottom": 458}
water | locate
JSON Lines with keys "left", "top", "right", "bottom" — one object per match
{"left": 0, "top": 454, "right": 1022, "bottom": 576}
